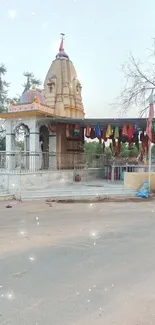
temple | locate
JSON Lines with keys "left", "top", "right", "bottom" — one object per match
{"left": 2, "top": 34, "right": 85, "bottom": 171}
{"left": 0, "top": 34, "right": 154, "bottom": 197}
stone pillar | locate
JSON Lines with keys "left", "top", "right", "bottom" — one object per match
{"left": 111, "top": 165, "right": 115, "bottom": 183}
{"left": 49, "top": 132, "right": 56, "bottom": 169}
{"left": 56, "top": 129, "right": 62, "bottom": 169}
{"left": 29, "top": 119, "right": 40, "bottom": 171}
{"left": 24, "top": 134, "right": 29, "bottom": 170}
{"left": 5, "top": 120, "right": 15, "bottom": 170}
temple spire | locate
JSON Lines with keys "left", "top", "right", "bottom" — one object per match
{"left": 59, "top": 33, "right": 65, "bottom": 52}
{"left": 56, "top": 33, "right": 69, "bottom": 59}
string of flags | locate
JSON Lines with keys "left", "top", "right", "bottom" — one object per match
{"left": 47, "top": 122, "right": 155, "bottom": 147}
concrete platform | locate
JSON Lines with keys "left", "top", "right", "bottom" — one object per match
{"left": 0, "top": 194, "right": 14, "bottom": 201}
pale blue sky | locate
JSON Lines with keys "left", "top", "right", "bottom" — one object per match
{"left": 0, "top": 0, "right": 155, "bottom": 117}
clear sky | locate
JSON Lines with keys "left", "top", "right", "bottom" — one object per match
{"left": 0, "top": 0, "right": 155, "bottom": 117}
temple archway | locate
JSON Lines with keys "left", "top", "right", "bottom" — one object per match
{"left": 14, "top": 123, "right": 30, "bottom": 169}
{"left": 39, "top": 125, "right": 49, "bottom": 169}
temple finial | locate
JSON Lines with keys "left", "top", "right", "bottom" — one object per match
{"left": 59, "top": 33, "right": 65, "bottom": 52}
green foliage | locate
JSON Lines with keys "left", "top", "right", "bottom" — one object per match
{"left": 0, "top": 64, "right": 9, "bottom": 113}
{"left": 84, "top": 141, "right": 112, "bottom": 160}
{"left": 0, "top": 137, "right": 25, "bottom": 151}
{"left": 84, "top": 141, "right": 139, "bottom": 160}
{"left": 84, "top": 141, "right": 102, "bottom": 155}
{"left": 105, "top": 146, "right": 112, "bottom": 160}
{"left": 129, "top": 145, "right": 139, "bottom": 157}
{"left": 0, "top": 137, "right": 5, "bottom": 151}
{"left": 8, "top": 95, "right": 20, "bottom": 105}
{"left": 120, "top": 143, "right": 139, "bottom": 158}
{"left": 121, "top": 143, "right": 129, "bottom": 158}
{"left": 16, "top": 140, "right": 24, "bottom": 151}
{"left": 152, "top": 144, "right": 155, "bottom": 157}
{"left": 23, "top": 71, "right": 41, "bottom": 93}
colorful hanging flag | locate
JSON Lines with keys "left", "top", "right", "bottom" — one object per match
{"left": 90, "top": 128, "right": 95, "bottom": 139}
{"left": 128, "top": 124, "right": 134, "bottom": 139}
{"left": 146, "top": 90, "right": 154, "bottom": 142}
{"left": 106, "top": 124, "right": 112, "bottom": 138}
{"left": 48, "top": 124, "right": 56, "bottom": 132}
{"left": 95, "top": 124, "right": 101, "bottom": 138}
{"left": 122, "top": 123, "right": 128, "bottom": 136}
{"left": 85, "top": 126, "right": 91, "bottom": 138}
{"left": 74, "top": 124, "right": 80, "bottom": 136}
{"left": 134, "top": 123, "right": 139, "bottom": 135}
{"left": 114, "top": 126, "right": 119, "bottom": 139}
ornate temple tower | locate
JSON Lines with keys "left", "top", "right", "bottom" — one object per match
{"left": 44, "top": 34, "right": 85, "bottom": 118}
{"left": 43, "top": 34, "right": 85, "bottom": 167}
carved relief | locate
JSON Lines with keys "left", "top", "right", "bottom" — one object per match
{"left": 76, "top": 81, "right": 82, "bottom": 94}
{"left": 47, "top": 75, "right": 57, "bottom": 94}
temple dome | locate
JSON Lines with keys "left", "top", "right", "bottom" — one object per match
{"left": 20, "top": 88, "right": 45, "bottom": 105}
{"left": 44, "top": 35, "right": 84, "bottom": 118}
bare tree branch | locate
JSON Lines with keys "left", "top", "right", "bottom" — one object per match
{"left": 115, "top": 49, "right": 155, "bottom": 115}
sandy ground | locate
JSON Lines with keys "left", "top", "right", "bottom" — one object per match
{"left": 0, "top": 200, "right": 155, "bottom": 324}
{"left": 0, "top": 200, "right": 142, "bottom": 253}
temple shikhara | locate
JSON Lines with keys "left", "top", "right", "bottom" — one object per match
{"left": 0, "top": 33, "right": 154, "bottom": 197}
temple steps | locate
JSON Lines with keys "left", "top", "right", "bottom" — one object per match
{"left": 20, "top": 183, "right": 137, "bottom": 200}
{"left": 0, "top": 188, "right": 14, "bottom": 201}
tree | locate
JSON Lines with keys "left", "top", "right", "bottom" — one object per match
{"left": 84, "top": 141, "right": 139, "bottom": 166}
{"left": 0, "top": 64, "right": 9, "bottom": 150}
{"left": 105, "top": 146, "right": 112, "bottom": 160}
{"left": 121, "top": 143, "right": 130, "bottom": 159}
{"left": 84, "top": 141, "right": 112, "bottom": 161}
{"left": 84, "top": 141, "right": 103, "bottom": 155}
{"left": 118, "top": 49, "right": 155, "bottom": 116}
{"left": 23, "top": 71, "right": 41, "bottom": 93}
{"left": 120, "top": 143, "right": 139, "bottom": 158}
{"left": 0, "top": 64, "right": 9, "bottom": 113}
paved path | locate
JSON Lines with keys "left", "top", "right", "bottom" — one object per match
{"left": 0, "top": 201, "right": 155, "bottom": 324}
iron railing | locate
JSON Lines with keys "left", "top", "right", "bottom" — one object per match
{"left": 103, "top": 164, "right": 155, "bottom": 182}
{"left": 0, "top": 151, "right": 155, "bottom": 182}
{"left": 0, "top": 151, "right": 106, "bottom": 173}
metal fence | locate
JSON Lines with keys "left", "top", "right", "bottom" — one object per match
{"left": 73, "top": 163, "right": 155, "bottom": 183}
{"left": 0, "top": 151, "right": 155, "bottom": 183}
{"left": 0, "top": 151, "right": 106, "bottom": 173}
{"left": 103, "top": 164, "right": 155, "bottom": 182}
